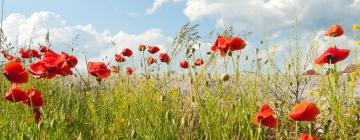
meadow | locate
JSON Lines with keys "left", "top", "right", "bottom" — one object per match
{"left": 0, "top": 23, "right": 360, "bottom": 140}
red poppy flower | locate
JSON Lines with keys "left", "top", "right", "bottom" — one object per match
{"left": 24, "top": 88, "right": 44, "bottom": 107}
{"left": 115, "top": 54, "right": 126, "bottom": 63}
{"left": 148, "top": 46, "right": 160, "bottom": 54}
{"left": 314, "top": 47, "right": 350, "bottom": 65}
{"left": 300, "top": 133, "right": 319, "bottom": 140}
{"left": 61, "top": 52, "right": 78, "bottom": 68}
{"left": 5, "top": 85, "right": 28, "bottom": 102}
{"left": 2, "top": 61, "right": 28, "bottom": 83}
{"left": 289, "top": 100, "right": 320, "bottom": 122}
{"left": 111, "top": 66, "right": 119, "bottom": 73}
{"left": 194, "top": 58, "right": 204, "bottom": 66}
{"left": 39, "top": 44, "right": 50, "bottom": 53}
{"left": 1, "top": 50, "right": 21, "bottom": 61}
{"left": 180, "top": 61, "right": 189, "bottom": 69}
{"left": 212, "top": 36, "right": 246, "bottom": 57}
{"left": 19, "top": 48, "right": 41, "bottom": 59}
{"left": 88, "top": 62, "right": 111, "bottom": 78}
{"left": 121, "top": 48, "right": 133, "bottom": 57}
{"left": 54, "top": 52, "right": 77, "bottom": 76}
{"left": 147, "top": 56, "right": 156, "bottom": 65}
{"left": 159, "top": 53, "right": 171, "bottom": 64}
{"left": 125, "top": 66, "right": 134, "bottom": 75}
{"left": 28, "top": 51, "right": 77, "bottom": 78}
{"left": 325, "top": 24, "right": 344, "bottom": 37}
{"left": 139, "top": 44, "right": 147, "bottom": 51}
{"left": 229, "top": 37, "right": 246, "bottom": 51}
{"left": 212, "top": 36, "right": 230, "bottom": 57}
{"left": 253, "top": 104, "right": 278, "bottom": 128}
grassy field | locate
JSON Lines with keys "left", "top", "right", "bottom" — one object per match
{"left": 0, "top": 23, "right": 360, "bottom": 140}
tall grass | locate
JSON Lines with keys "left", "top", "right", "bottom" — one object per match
{"left": 0, "top": 23, "right": 360, "bottom": 139}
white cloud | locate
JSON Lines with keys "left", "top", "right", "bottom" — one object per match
{"left": 183, "top": 0, "right": 360, "bottom": 71}
{"left": 146, "top": 0, "right": 169, "bottom": 15}
{"left": 2, "top": 11, "right": 172, "bottom": 70}
{"left": 146, "top": 0, "right": 182, "bottom": 15}
{"left": 184, "top": 0, "right": 360, "bottom": 33}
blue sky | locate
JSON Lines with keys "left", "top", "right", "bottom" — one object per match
{"left": 5, "top": 0, "right": 198, "bottom": 36}
{"left": 2, "top": 0, "right": 360, "bottom": 71}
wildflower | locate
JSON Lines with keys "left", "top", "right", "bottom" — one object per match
{"left": 194, "top": 58, "right": 204, "bottom": 66}
{"left": 253, "top": 104, "right": 278, "bottom": 128}
{"left": 121, "top": 48, "right": 133, "bottom": 57}
{"left": 314, "top": 47, "right": 350, "bottom": 65}
{"left": 111, "top": 66, "right": 119, "bottom": 73}
{"left": 125, "top": 66, "right": 134, "bottom": 75}
{"left": 24, "top": 88, "right": 44, "bottom": 107}
{"left": 138, "top": 44, "right": 147, "bottom": 51}
{"left": 115, "top": 54, "right": 126, "bottom": 63}
{"left": 159, "top": 52, "right": 171, "bottom": 64}
{"left": 148, "top": 46, "right": 160, "bottom": 54}
{"left": 229, "top": 37, "right": 246, "bottom": 51}
{"left": 2, "top": 61, "right": 28, "bottom": 83}
{"left": 147, "top": 56, "right": 156, "bottom": 65}
{"left": 87, "top": 62, "right": 111, "bottom": 79}
{"left": 61, "top": 52, "right": 78, "bottom": 68}
{"left": 353, "top": 24, "right": 360, "bottom": 32}
{"left": 289, "top": 100, "right": 320, "bottom": 122}
{"left": 19, "top": 48, "right": 41, "bottom": 59}
{"left": 5, "top": 85, "right": 28, "bottom": 102}
{"left": 28, "top": 51, "right": 77, "bottom": 79}
{"left": 1, "top": 50, "right": 21, "bottom": 61}
{"left": 308, "top": 91, "right": 314, "bottom": 97}
{"left": 39, "top": 44, "right": 50, "bottom": 53}
{"left": 180, "top": 61, "right": 189, "bottom": 69}
{"left": 314, "top": 88, "right": 322, "bottom": 96}
{"left": 212, "top": 36, "right": 246, "bottom": 57}
{"left": 299, "top": 133, "right": 319, "bottom": 140}
{"left": 325, "top": 24, "right": 344, "bottom": 37}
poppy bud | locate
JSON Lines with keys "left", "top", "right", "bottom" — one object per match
{"left": 138, "top": 44, "right": 146, "bottom": 51}
{"left": 228, "top": 50, "right": 233, "bottom": 56}
{"left": 222, "top": 73, "right": 230, "bottom": 81}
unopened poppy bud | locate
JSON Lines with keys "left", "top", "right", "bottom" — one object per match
{"left": 222, "top": 73, "right": 230, "bottom": 81}
{"left": 138, "top": 44, "right": 146, "bottom": 51}
{"left": 228, "top": 50, "right": 232, "bottom": 56}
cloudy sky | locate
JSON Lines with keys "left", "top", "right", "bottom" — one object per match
{"left": 2, "top": 0, "right": 360, "bottom": 71}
